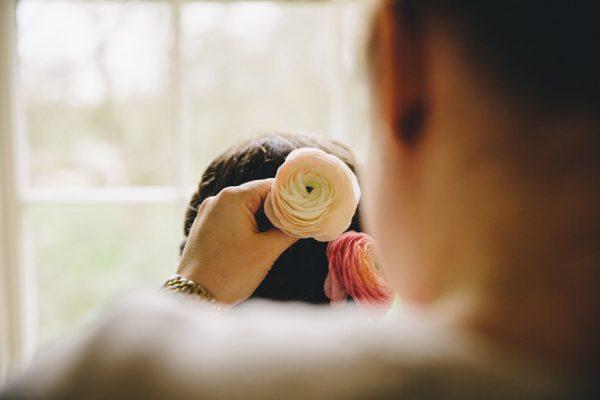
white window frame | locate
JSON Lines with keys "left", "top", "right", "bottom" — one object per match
{"left": 0, "top": 0, "right": 352, "bottom": 385}
{"left": 1, "top": 0, "right": 30, "bottom": 384}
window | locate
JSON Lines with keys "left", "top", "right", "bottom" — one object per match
{"left": 0, "top": 0, "right": 372, "bottom": 382}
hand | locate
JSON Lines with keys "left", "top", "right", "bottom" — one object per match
{"left": 177, "top": 179, "right": 299, "bottom": 304}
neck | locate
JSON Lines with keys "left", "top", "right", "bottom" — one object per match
{"left": 450, "top": 127, "right": 600, "bottom": 375}
{"left": 466, "top": 288, "right": 600, "bottom": 376}
{"left": 420, "top": 21, "right": 600, "bottom": 374}
{"left": 441, "top": 114, "right": 600, "bottom": 375}
{"left": 479, "top": 123, "right": 600, "bottom": 374}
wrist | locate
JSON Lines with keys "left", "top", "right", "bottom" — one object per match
{"left": 177, "top": 263, "right": 229, "bottom": 303}
{"left": 161, "top": 273, "right": 216, "bottom": 304}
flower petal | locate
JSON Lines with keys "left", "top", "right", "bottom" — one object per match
{"left": 264, "top": 148, "right": 360, "bottom": 241}
{"left": 326, "top": 231, "right": 394, "bottom": 309}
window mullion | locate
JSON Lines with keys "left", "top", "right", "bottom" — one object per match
{"left": 171, "top": 0, "right": 190, "bottom": 206}
{"left": 21, "top": 186, "right": 181, "bottom": 205}
{"left": 328, "top": 0, "right": 347, "bottom": 142}
{"left": 0, "top": 0, "right": 33, "bottom": 385}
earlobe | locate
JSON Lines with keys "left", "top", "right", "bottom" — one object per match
{"left": 375, "top": 0, "right": 429, "bottom": 147}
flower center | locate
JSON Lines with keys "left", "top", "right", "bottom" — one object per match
{"left": 305, "top": 186, "right": 314, "bottom": 194}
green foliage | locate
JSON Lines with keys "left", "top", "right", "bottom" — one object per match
{"left": 29, "top": 204, "right": 181, "bottom": 350}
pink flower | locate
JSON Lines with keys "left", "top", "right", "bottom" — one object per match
{"left": 325, "top": 231, "right": 393, "bottom": 309}
{"left": 264, "top": 148, "right": 361, "bottom": 242}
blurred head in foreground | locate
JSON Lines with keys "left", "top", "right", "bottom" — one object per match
{"left": 368, "top": 0, "right": 600, "bottom": 370}
{"left": 181, "top": 133, "right": 362, "bottom": 304}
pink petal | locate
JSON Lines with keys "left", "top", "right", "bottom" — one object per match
{"left": 324, "top": 271, "right": 347, "bottom": 304}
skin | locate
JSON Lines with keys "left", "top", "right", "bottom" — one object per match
{"left": 178, "top": 179, "right": 297, "bottom": 304}
{"left": 179, "top": 0, "right": 600, "bottom": 374}
{"left": 366, "top": 2, "right": 600, "bottom": 373}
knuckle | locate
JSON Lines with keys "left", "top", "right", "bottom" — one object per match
{"left": 199, "top": 196, "right": 215, "bottom": 210}
{"left": 218, "top": 186, "right": 240, "bottom": 201}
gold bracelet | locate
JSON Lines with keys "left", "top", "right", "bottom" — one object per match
{"left": 161, "top": 274, "right": 216, "bottom": 305}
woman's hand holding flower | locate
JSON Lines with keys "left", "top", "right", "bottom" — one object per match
{"left": 178, "top": 179, "right": 298, "bottom": 304}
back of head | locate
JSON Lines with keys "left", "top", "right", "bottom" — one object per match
{"left": 368, "top": 0, "right": 600, "bottom": 372}
{"left": 181, "top": 133, "right": 361, "bottom": 304}
{"left": 408, "top": 0, "right": 600, "bottom": 111}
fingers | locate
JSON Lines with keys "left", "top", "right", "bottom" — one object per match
{"left": 190, "top": 196, "right": 214, "bottom": 227}
{"left": 214, "top": 179, "right": 274, "bottom": 214}
{"left": 212, "top": 179, "right": 296, "bottom": 255}
{"left": 261, "top": 228, "right": 299, "bottom": 257}
{"left": 198, "top": 196, "right": 214, "bottom": 212}
{"left": 239, "top": 178, "right": 274, "bottom": 198}
{"left": 237, "top": 178, "right": 275, "bottom": 214}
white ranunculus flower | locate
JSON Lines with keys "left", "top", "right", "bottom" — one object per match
{"left": 264, "top": 148, "right": 361, "bottom": 242}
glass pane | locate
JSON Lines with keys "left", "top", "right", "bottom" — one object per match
{"left": 28, "top": 204, "right": 183, "bottom": 351}
{"left": 337, "top": 0, "right": 372, "bottom": 162}
{"left": 17, "top": 1, "right": 174, "bottom": 186}
{"left": 181, "top": 1, "right": 346, "bottom": 184}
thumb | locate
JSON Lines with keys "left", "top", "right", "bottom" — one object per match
{"left": 260, "top": 228, "right": 299, "bottom": 257}
{"left": 238, "top": 178, "right": 275, "bottom": 214}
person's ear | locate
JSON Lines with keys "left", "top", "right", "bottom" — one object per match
{"left": 373, "top": 0, "right": 429, "bottom": 146}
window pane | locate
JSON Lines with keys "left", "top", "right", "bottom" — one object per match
{"left": 182, "top": 1, "right": 347, "bottom": 184}
{"left": 17, "top": 1, "right": 174, "bottom": 186}
{"left": 28, "top": 204, "right": 183, "bottom": 350}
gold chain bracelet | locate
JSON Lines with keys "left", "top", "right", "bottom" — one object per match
{"left": 161, "top": 274, "right": 217, "bottom": 305}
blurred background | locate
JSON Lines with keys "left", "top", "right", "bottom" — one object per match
{"left": 0, "top": 0, "right": 372, "bottom": 380}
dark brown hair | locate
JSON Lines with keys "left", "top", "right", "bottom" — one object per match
{"left": 181, "top": 133, "right": 362, "bottom": 304}
{"left": 377, "top": 0, "right": 600, "bottom": 110}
